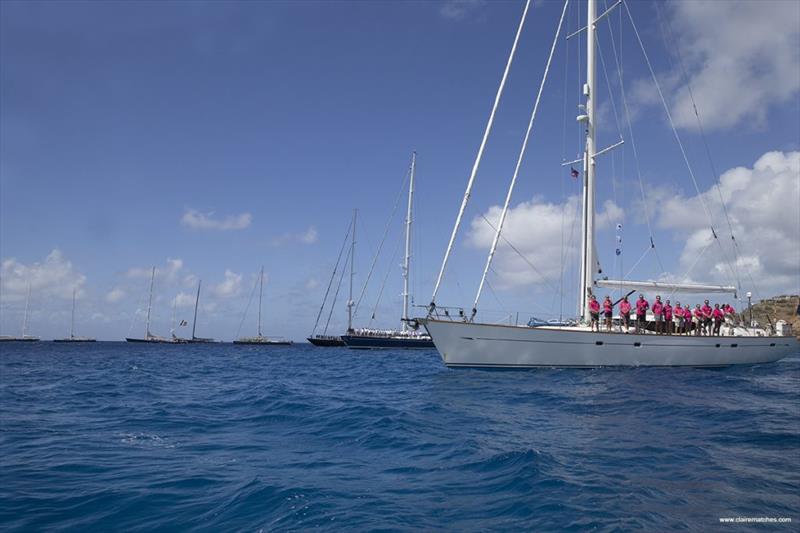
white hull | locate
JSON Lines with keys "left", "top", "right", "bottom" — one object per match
{"left": 422, "top": 319, "right": 799, "bottom": 368}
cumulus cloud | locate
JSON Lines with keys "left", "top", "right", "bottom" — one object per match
{"left": 630, "top": 1, "right": 800, "bottom": 131}
{"left": 271, "top": 226, "right": 318, "bottom": 246}
{"left": 126, "top": 258, "right": 183, "bottom": 281}
{"left": 1, "top": 249, "right": 86, "bottom": 302}
{"left": 213, "top": 269, "right": 243, "bottom": 298}
{"left": 654, "top": 150, "right": 800, "bottom": 294}
{"left": 106, "top": 287, "right": 126, "bottom": 303}
{"left": 467, "top": 196, "right": 622, "bottom": 288}
{"left": 439, "top": 0, "right": 486, "bottom": 21}
{"left": 181, "top": 209, "right": 252, "bottom": 230}
{"left": 172, "top": 292, "right": 196, "bottom": 308}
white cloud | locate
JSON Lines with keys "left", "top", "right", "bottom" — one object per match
{"left": 656, "top": 150, "right": 800, "bottom": 294}
{"left": 1, "top": 249, "right": 86, "bottom": 302}
{"left": 181, "top": 209, "right": 252, "bottom": 230}
{"left": 126, "top": 258, "right": 183, "bottom": 281}
{"left": 182, "top": 274, "right": 199, "bottom": 288}
{"left": 300, "top": 226, "right": 318, "bottom": 244}
{"left": 633, "top": 1, "right": 800, "bottom": 131}
{"left": 305, "top": 277, "right": 319, "bottom": 290}
{"left": 213, "top": 269, "right": 243, "bottom": 298}
{"left": 172, "top": 292, "right": 196, "bottom": 308}
{"left": 467, "top": 196, "right": 622, "bottom": 288}
{"left": 439, "top": 0, "right": 486, "bottom": 21}
{"left": 271, "top": 226, "right": 318, "bottom": 246}
{"left": 106, "top": 287, "right": 126, "bottom": 303}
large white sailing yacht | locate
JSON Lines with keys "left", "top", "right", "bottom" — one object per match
{"left": 419, "top": 0, "right": 798, "bottom": 367}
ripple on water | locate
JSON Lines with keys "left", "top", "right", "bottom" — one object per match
{"left": 0, "top": 343, "right": 798, "bottom": 531}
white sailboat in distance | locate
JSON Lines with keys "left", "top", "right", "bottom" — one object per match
{"left": 54, "top": 287, "right": 96, "bottom": 342}
{"left": 234, "top": 266, "right": 292, "bottom": 345}
{"left": 419, "top": 0, "right": 798, "bottom": 368}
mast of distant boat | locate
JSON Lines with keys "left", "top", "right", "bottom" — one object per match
{"left": 192, "top": 280, "right": 202, "bottom": 340}
{"left": 145, "top": 266, "right": 155, "bottom": 339}
{"left": 347, "top": 209, "right": 357, "bottom": 333}
{"left": 70, "top": 287, "right": 76, "bottom": 339}
{"left": 577, "top": 0, "right": 597, "bottom": 321}
{"left": 401, "top": 152, "right": 416, "bottom": 332}
{"left": 257, "top": 266, "right": 264, "bottom": 338}
{"left": 22, "top": 282, "right": 31, "bottom": 338}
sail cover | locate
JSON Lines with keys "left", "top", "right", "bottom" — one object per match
{"left": 595, "top": 279, "right": 736, "bottom": 294}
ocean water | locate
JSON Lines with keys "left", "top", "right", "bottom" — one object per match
{"left": 1, "top": 342, "right": 798, "bottom": 531}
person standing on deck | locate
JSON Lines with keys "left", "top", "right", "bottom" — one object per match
{"left": 684, "top": 304, "right": 693, "bottom": 335}
{"left": 588, "top": 295, "right": 601, "bottom": 332}
{"left": 652, "top": 295, "right": 664, "bottom": 335}
{"left": 673, "top": 302, "right": 683, "bottom": 335}
{"left": 620, "top": 296, "right": 632, "bottom": 333}
{"left": 664, "top": 299, "right": 673, "bottom": 335}
{"left": 635, "top": 294, "right": 649, "bottom": 333}
{"left": 693, "top": 304, "right": 704, "bottom": 336}
{"left": 712, "top": 304, "right": 724, "bottom": 336}
{"left": 603, "top": 296, "right": 613, "bottom": 332}
{"left": 723, "top": 303, "right": 736, "bottom": 326}
{"left": 701, "top": 300, "right": 713, "bottom": 336}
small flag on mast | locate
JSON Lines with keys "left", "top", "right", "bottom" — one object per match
{"left": 570, "top": 167, "right": 579, "bottom": 178}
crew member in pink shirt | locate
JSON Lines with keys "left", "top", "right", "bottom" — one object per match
{"left": 652, "top": 295, "right": 664, "bottom": 335}
{"left": 664, "top": 299, "right": 673, "bottom": 335}
{"left": 589, "top": 295, "right": 600, "bottom": 332}
{"left": 693, "top": 304, "right": 704, "bottom": 336}
{"left": 684, "top": 305, "right": 693, "bottom": 335}
{"left": 723, "top": 303, "right": 736, "bottom": 325}
{"left": 620, "top": 296, "right": 632, "bottom": 333}
{"left": 602, "top": 296, "right": 614, "bottom": 332}
{"left": 701, "top": 300, "right": 713, "bottom": 335}
{"left": 635, "top": 294, "right": 649, "bottom": 333}
{"left": 712, "top": 303, "right": 724, "bottom": 336}
{"left": 673, "top": 302, "right": 683, "bottom": 335}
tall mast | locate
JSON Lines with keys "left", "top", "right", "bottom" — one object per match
{"left": 22, "top": 282, "right": 31, "bottom": 337}
{"left": 402, "top": 152, "right": 416, "bottom": 331}
{"left": 145, "top": 266, "right": 155, "bottom": 338}
{"left": 347, "top": 209, "right": 357, "bottom": 332}
{"left": 579, "top": 0, "right": 598, "bottom": 320}
{"left": 70, "top": 287, "right": 76, "bottom": 339}
{"left": 192, "top": 280, "right": 201, "bottom": 339}
{"left": 257, "top": 267, "right": 264, "bottom": 337}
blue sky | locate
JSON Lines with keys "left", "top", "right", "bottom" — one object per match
{"left": 2, "top": 0, "right": 798, "bottom": 340}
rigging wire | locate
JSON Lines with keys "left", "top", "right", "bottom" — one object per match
{"left": 353, "top": 164, "right": 410, "bottom": 318}
{"left": 473, "top": 0, "right": 570, "bottom": 316}
{"left": 235, "top": 271, "right": 259, "bottom": 339}
{"left": 368, "top": 236, "right": 403, "bottom": 327}
{"left": 653, "top": 2, "right": 752, "bottom": 297}
{"left": 310, "top": 218, "right": 352, "bottom": 336}
{"left": 480, "top": 214, "right": 561, "bottom": 294}
{"left": 558, "top": 0, "right": 572, "bottom": 321}
{"left": 622, "top": 0, "right": 738, "bottom": 290}
{"left": 324, "top": 246, "right": 352, "bottom": 335}
{"left": 602, "top": 0, "right": 666, "bottom": 276}
{"left": 667, "top": 234, "right": 716, "bottom": 301}
{"left": 430, "top": 0, "right": 533, "bottom": 308}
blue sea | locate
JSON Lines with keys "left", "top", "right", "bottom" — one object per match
{"left": 1, "top": 342, "right": 798, "bottom": 531}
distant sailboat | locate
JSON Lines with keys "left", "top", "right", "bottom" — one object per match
{"left": 0, "top": 282, "right": 40, "bottom": 342}
{"left": 125, "top": 267, "right": 179, "bottom": 343}
{"left": 54, "top": 287, "right": 96, "bottom": 342}
{"left": 234, "top": 266, "right": 292, "bottom": 345}
{"left": 341, "top": 153, "right": 434, "bottom": 349}
{"left": 308, "top": 212, "right": 354, "bottom": 347}
{"left": 187, "top": 280, "right": 216, "bottom": 343}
